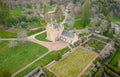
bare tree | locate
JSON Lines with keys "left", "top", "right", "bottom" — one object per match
{"left": 17, "top": 28, "right": 28, "bottom": 45}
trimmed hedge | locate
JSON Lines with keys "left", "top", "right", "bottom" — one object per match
{"left": 104, "top": 66, "right": 120, "bottom": 77}
{"left": 105, "top": 64, "right": 120, "bottom": 75}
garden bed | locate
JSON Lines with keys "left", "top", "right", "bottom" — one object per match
{"left": 82, "top": 39, "right": 106, "bottom": 53}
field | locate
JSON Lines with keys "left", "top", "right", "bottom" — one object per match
{"left": 110, "top": 50, "right": 120, "bottom": 67}
{"left": 50, "top": 48, "right": 96, "bottom": 77}
{"left": 0, "top": 41, "right": 48, "bottom": 74}
{"left": 35, "top": 32, "right": 50, "bottom": 41}
{"left": 112, "top": 17, "right": 120, "bottom": 22}
{"left": 0, "top": 29, "right": 17, "bottom": 38}
{"left": 15, "top": 47, "right": 70, "bottom": 77}
{"left": 10, "top": 7, "right": 23, "bottom": 17}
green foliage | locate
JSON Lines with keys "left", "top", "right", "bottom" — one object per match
{"left": 73, "top": 0, "right": 77, "bottom": 4}
{"left": 54, "top": 4, "right": 63, "bottom": 23}
{"left": 0, "top": 29, "right": 17, "bottom": 38}
{"left": 20, "top": 22, "right": 27, "bottom": 28}
{"left": 94, "top": 67, "right": 104, "bottom": 77}
{"left": 81, "top": 0, "right": 91, "bottom": 27}
{"left": 112, "top": 17, "right": 120, "bottom": 22}
{"left": 110, "top": 49, "right": 120, "bottom": 67}
{"left": 28, "top": 28, "right": 45, "bottom": 36}
{"left": 74, "top": 19, "right": 84, "bottom": 29}
{"left": 104, "top": 66, "right": 120, "bottom": 77}
{"left": 53, "top": 47, "right": 70, "bottom": 61}
{"left": 10, "top": 7, "right": 23, "bottom": 18}
{"left": 50, "top": 0, "right": 53, "bottom": 5}
{"left": 42, "top": 68, "right": 56, "bottom": 77}
{"left": 93, "top": 57, "right": 100, "bottom": 64}
{"left": 0, "top": 0, "right": 11, "bottom": 26}
{"left": 83, "top": 39, "right": 106, "bottom": 53}
{"left": 35, "top": 32, "right": 50, "bottom": 42}
{"left": 1, "top": 69, "right": 11, "bottom": 77}
{"left": 53, "top": 51, "right": 62, "bottom": 61}
{"left": 105, "top": 64, "right": 120, "bottom": 75}
{"left": 15, "top": 47, "right": 69, "bottom": 77}
{"left": 0, "top": 41, "right": 48, "bottom": 74}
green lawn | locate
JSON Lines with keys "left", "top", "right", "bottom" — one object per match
{"left": 10, "top": 7, "right": 23, "bottom": 17}
{"left": 50, "top": 48, "right": 96, "bottom": 77}
{"left": 112, "top": 17, "right": 120, "bottom": 22}
{"left": 15, "top": 47, "right": 70, "bottom": 77}
{"left": 0, "top": 29, "right": 17, "bottom": 38}
{"left": 35, "top": 32, "right": 50, "bottom": 42}
{"left": 28, "top": 29, "right": 44, "bottom": 36}
{"left": 0, "top": 41, "right": 48, "bottom": 74}
{"left": 110, "top": 50, "right": 120, "bottom": 67}
{"left": 74, "top": 19, "right": 84, "bottom": 29}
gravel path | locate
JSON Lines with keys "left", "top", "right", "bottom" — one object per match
{"left": 27, "top": 30, "right": 68, "bottom": 51}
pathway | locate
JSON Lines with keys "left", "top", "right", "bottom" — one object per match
{"left": 12, "top": 50, "right": 52, "bottom": 77}
{"left": 27, "top": 30, "right": 68, "bottom": 51}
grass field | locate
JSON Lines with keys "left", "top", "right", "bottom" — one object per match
{"left": 74, "top": 19, "right": 84, "bottom": 29}
{"left": 110, "top": 50, "right": 120, "bottom": 67}
{"left": 50, "top": 48, "right": 96, "bottom": 77}
{"left": 0, "top": 41, "right": 48, "bottom": 74}
{"left": 10, "top": 7, "right": 23, "bottom": 17}
{"left": 112, "top": 17, "right": 120, "bottom": 22}
{"left": 0, "top": 29, "right": 17, "bottom": 38}
{"left": 15, "top": 47, "right": 70, "bottom": 77}
{"left": 35, "top": 32, "right": 50, "bottom": 41}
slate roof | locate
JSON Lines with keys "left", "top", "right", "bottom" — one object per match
{"left": 53, "top": 23, "right": 59, "bottom": 29}
{"left": 62, "top": 30, "right": 74, "bottom": 38}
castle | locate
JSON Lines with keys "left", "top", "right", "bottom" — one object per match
{"left": 46, "top": 22, "right": 78, "bottom": 44}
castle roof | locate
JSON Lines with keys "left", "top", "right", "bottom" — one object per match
{"left": 52, "top": 22, "right": 59, "bottom": 29}
{"left": 62, "top": 30, "right": 74, "bottom": 38}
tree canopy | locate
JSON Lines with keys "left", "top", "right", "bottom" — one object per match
{"left": 0, "top": 0, "right": 11, "bottom": 26}
{"left": 81, "top": 0, "right": 91, "bottom": 27}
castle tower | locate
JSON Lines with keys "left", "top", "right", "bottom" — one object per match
{"left": 46, "top": 22, "right": 64, "bottom": 42}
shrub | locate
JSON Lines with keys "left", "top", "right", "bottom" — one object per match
{"left": 53, "top": 51, "right": 62, "bottom": 61}
{"left": 94, "top": 67, "right": 104, "bottom": 77}
{"left": 43, "top": 68, "right": 56, "bottom": 77}
{"left": 20, "top": 21, "right": 27, "bottom": 28}
{"left": 1, "top": 69, "right": 11, "bottom": 77}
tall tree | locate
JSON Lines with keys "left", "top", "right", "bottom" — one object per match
{"left": 81, "top": 0, "right": 91, "bottom": 27}
{"left": 54, "top": 4, "right": 63, "bottom": 23}
{"left": 50, "top": 0, "right": 53, "bottom": 6}
{"left": 73, "top": 0, "right": 77, "bottom": 4}
{"left": 0, "top": 0, "right": 11, "bottom": 26}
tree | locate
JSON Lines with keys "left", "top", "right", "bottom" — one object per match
{"left": 53, "top": 51, "right": 62, "bottom": 61}
{"left": 0, "top": 0, "right": 11, "bottom": 26}
{"left": 50, "top": 0, "right": 53, "bottom": 6}
{"left": 73, "top": 0, "right": 77, "bottom": 4}
{"left": 1, "top": 69, "right": 11, "bottom": 77}
{"left": 17, "top": 27, "right": 28, "bottom": 45}
{"left": 81, "top": 0, "right": 91, "bottom": 27}
{"left": 54, "top": 4, "right": 63, "bottom": 23}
